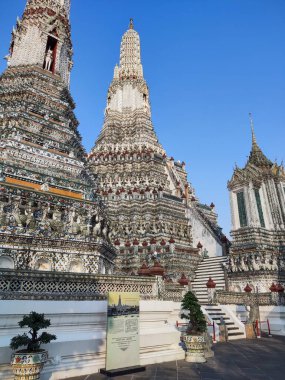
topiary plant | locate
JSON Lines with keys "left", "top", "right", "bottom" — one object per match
{"left": 10, "top": 311, "right": 57, "bottom": 352}
{"left": 181, "top": 291, "right": 207, "bottom": 334}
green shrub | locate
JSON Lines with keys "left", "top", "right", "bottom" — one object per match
{"left": 10, "top": 311, "right": 57, "bottom": 352}
{"left": 181, "top": 291, "right": 207, "bottom": 334}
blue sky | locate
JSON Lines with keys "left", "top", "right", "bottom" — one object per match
{"left": 1, "top": 0, "right": 284, "bottom": 236}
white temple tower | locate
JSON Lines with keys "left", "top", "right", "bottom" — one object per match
{"left": 89, "top": 20, "right": 228, "bottom": 280}
{"left": 0, "top": 0, "right": 116, "bottom": 275}
{"left": 227, "top": 115, "right": 285, "bottom": 292}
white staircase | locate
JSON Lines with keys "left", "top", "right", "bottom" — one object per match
{"left": 204, "top": 305, "right": 246, "bottom": 340}
{"left": 193, "top": 256, "right": 246, "bottom": 340}
{"left": 192, "top": 256, "right": 227, "bottom": 304}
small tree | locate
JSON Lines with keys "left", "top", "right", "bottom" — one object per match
{"left": 181, "top": 291, "right": 207, "bottom": 334}
{"left": 10, "top": 311, "right": 57, "bottom": 352}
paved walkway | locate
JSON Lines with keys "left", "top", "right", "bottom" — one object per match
{"left": 67, "top": 335, "right": 285, "bottom": 380}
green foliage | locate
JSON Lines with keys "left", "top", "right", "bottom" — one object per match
{"left": 10, "top": 311, "right": 57, "bottom": 352}
{"left": 181, "top": 291, "right": 207, "bottom": 334}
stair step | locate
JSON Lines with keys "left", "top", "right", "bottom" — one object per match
{"left": 228, "top": 332, "right": 245, "bottom": 336}
{"left": 194, "top": 273, "right": 225, "bottom": 276}
{"left": 195, "top": 270, "right": 224, "bottom": 274}
{"left": 194, "top": 282, "right": 225, "bottom": 284}
{"left": 196, "top": 259, "right": 226, "bottom": 264}
{"left": 211, "top": 317, "right": 230, "bottom": 320}
{"left": 195, "top": 265, "right": 224, "bottom": 270}
{"left": 227, "top": 327, "right": 240, "bottom": 331}
{"left": 195, "top": 273, "right": 224, "bottom": 280}
{"left": 198, "top": 258, "right": 227, "bottom": 262}
{"left": 193, "top": 276, "right": 225, "bottom": 280}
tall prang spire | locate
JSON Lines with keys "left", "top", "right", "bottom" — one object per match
{"left": 106, "top": 19, "right": 149, "bottom": 115}
{"left": 89, "top": 21, "right": 227, "bottom": 280}
{"left": 5, "top": 0, "right": 73, "bottom": 85}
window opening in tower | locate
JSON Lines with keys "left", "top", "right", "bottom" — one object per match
{"left": 236, "top": 191, "right": 248, "bottom": 227}
{"left": 44, "top": 35, "right": 58, "bottom": 73}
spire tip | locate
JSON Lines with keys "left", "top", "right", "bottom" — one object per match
{"left": 249, "top": 112, "right": 257, "bottom": 145}
{"left": 129, "top": 18, "right": 134, "bottom": 29}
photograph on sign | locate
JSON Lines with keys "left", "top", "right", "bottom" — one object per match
{"left": 106, "top": 292, "right": 140, "bottom": 371}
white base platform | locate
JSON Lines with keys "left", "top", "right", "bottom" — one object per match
{"left": 0, "top": 300, "right": 185, "bottom": 380}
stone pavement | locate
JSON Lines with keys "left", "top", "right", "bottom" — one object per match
{"left": 67, "top": 335, "right": 285, "bottom": 380}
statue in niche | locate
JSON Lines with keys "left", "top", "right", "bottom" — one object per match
{"left": 11, "top": 201, "right": 22, "bottom": 226}
{"left": 36, "top": 258, "right": 51, "bottom": 271}
{"left": 25, "top": 205, "right": 35, "bottom": 228}
{"left": 69, "top": 260, "right": 83, "bottom": 273}
{"left": 102, "top": 220, "right": 111, "bottom": 241}
{"left": 50, "top": 208, "right": 63, "bottom": 232}
{"left": 44, "top": 48, "right": 53, "bottom": 71}
{"left": 71, "top": 214, "right": 82, "bottom": 235}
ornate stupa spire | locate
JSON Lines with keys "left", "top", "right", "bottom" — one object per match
{"left": 247, "top": 113, "right": 272, "bottom": 168}
{"left": 98, "top": 20, "right": 159, "bottom": 151}
{"left": 104, "top": 19, "right": 149, "bottom": 116}
{"left": 118, "top": 18, "right": 144, "bottom": 81}
{"left": 5, "top": 0, "right": 72, "bottom": 85}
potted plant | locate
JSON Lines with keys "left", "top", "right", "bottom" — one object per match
{"left": 180, "top": 291, "right": 208, "bottom": 363}
{"left": 10, "top": 311, "right": 57, "bottom": 380}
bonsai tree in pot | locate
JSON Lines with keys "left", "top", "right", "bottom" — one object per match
{"left": 10, "top": 311, "right": 57, "bottom": 380}
{"left": 180, "top": 291, "right": 208, "bottom": 363}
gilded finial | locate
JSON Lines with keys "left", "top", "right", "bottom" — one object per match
{"left": 129, "top": 18, "right": 134, "bottom": 29}
{"left": 249, "top": 112, "right": 257, "bottom": 145}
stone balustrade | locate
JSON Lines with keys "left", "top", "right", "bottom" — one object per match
{"left": 215, "top": 289, "right": 285, "bottom": 306}
{"left": 0, "top": 269, "right": 160, "bottom": 300}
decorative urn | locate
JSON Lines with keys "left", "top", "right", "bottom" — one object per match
{"left": 183, "top": 334, "right": 207, "bottom": 363}
{"left": 11, "top": 350, "right": 48, "bottom": 380}
{"left": 10, "top": 312, "right": 56, "bottom": 380}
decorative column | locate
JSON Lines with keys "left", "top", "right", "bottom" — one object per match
{"left": 229, "top": 191, "right": 239, "bottom": 230}
{"left": 149, "top": 261, "right": 165, "bottom": 300}
{"left": 260, "top": 183, "right": 274, "bottom": 229}
{"left": 276, "top": 283, "right": 284, "bottom": 306}
{"left": 244, "top": 186, "right": 253, "bottom": 227}
{"left": 269, "top": 282, "right": 278, "bottom": 304}
{"left": 276, "top": 182, "right": 285, "bottom": 226}
{"left": 248, "top": 181, "right": 260, "bottom": 227}
{"left": 206, "top": 277, "right": 216, "bottom": 304}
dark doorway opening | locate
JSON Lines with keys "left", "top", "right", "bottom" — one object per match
{"left": 43, "top": 35, "right": 58, "bottom": 73}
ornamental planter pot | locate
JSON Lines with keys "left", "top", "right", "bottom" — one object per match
{"left": 11, "top": 350, "right": 48, "bottom": 380}
{"left": 183, "top": 333, "right": 206, "bottom": 363}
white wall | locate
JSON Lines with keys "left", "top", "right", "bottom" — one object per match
{"left": 187, "top": 208, "right": 223, "bottom": 257}
{"left": 0, "top": 300, "right": 184, "bottom": 380}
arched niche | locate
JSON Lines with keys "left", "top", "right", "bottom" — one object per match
{"left": 234, "top": 285, "right": 242, "bottom": 293}
{"left": 35, "top": 258, "right": 51, "bottom": 271}
{"left": 69, "top": 260, "right": 84, "bottom": 273}
{"left": 0, "top": 256, "right": 14, "bottom": 269}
